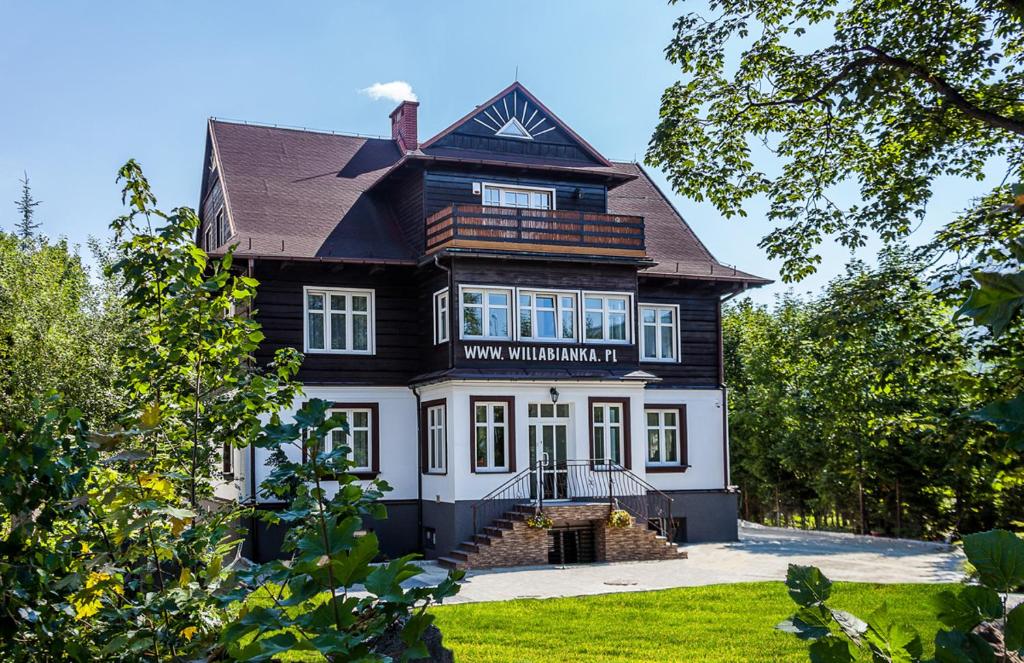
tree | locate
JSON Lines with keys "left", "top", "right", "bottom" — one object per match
{"left": 647, "top": 0, "right": 1024, "bottom": 282}
{"left": 13, "top": 173, "right": 41, "bottom": 240}
{"left": 0, "top": 232, "right": 126, "bottom": 428}
{"left": 725, "top": 249, "right": 1015, "bottom": 538}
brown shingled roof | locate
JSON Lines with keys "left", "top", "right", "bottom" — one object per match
{"left": 208, "top": 119, "right": 416, "bottom": 262}
{"left": 206, "top": 118, "right": 769, "bottom": 285}
{"left": 607, "top": 162, "right": 769, "bottom": 283}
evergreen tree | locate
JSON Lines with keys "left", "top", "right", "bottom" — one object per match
{"left": 13, "top": 172, "right": 41, "bottom": 240}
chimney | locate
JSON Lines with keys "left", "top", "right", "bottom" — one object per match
{"left": 390, "top": 100, "right": 419, "bottom": 152}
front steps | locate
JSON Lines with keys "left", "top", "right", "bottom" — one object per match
{"left": 438, "top": 503, "right": 686, "bottom": 570}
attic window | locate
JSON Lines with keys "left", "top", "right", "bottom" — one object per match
{"left": 496, "top": 117, "right": 532, "bottom": 140}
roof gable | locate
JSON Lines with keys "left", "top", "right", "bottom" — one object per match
{"left": 421, "top": 82, "right": 612, "bottom": 166}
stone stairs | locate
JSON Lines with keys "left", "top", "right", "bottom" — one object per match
{"left": 438, "top": 503, "right": 686, "bottom": 570}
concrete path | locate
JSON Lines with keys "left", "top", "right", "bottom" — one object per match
{"left": 411, "top": 521, "right": 969, "bottom": 604}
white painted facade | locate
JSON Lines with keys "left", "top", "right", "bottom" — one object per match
{"left": 222, "top": 382, "right": 728, "bottom": 506}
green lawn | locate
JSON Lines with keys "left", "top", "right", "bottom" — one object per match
{"left": 429, "top": 582, "right": 954, "bottom": 662}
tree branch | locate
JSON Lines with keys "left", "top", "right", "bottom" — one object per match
{"left": 748, "top": 46, "right": 1024, "bottom": 137}
{"left": 859, "top": 45, "right": 1024, "bottom": 136}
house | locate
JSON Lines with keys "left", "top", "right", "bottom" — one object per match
{"left": 199, "top": 82, "right": 769, "bottom": 569}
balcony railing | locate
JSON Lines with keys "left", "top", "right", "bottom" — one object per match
{"left": 424, "top": 204, "right": 646, "bottom": 258}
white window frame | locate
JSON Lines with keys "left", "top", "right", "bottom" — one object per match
{"left": 645, "top": 409, "right": 682, "bottom": 466}
{"left": 204, "top": 225, "right": 214, "bottom": 251}
{"left": 481, "top": 182, "right": 557, "bottom": 210}
{"left": 473, "top": 401, "right": 510, "bottom": 472}
{"left": 433, "top": 288, "right": 450, "bottom": 345}
{"left": 517, "top": 288, "right": 578, "bottom": 342}
{"left": 592, "top": 402, "right": 626, "bottom": 466}
{"left": 426, "top": 403, "right": 446, "bottom": 474}
{"left": 459, "top": 285, "right": 513, "bottom": 340}
{"left": 582, "top": 291, "right": 633, "bottom": 344}
{"left": 302, "top": 286, "right": 375, "bottom": 355}
{"left": 639, "top": 303, "right": 680, "bottom": 363}
{"left": 325, "top": 407, "right": 374, "bottom": 472}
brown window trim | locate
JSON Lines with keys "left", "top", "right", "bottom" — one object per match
{"left": 644, "top": 404, "right": 689, "bottom": 472}
{"left": 420, "top": 398, "right": 448, "bottom": 476}
{"left": 588, "top": 397, "right": 631, "bottom": 470}
{"left": 302, "top": 402, "right": 380, "bottom": 480}
{"left": 469, "top": 396, "right": 516, "bottom": 474}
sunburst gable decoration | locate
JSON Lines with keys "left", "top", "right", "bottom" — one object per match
{"left": 471, "top": 89, "right": 557, "bottom": 140}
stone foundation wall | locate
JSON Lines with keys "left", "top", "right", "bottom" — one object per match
{"left": 453, "top": 502, "right": 684, "bottom": 569}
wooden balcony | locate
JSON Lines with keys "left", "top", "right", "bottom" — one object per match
{"left": 424, "top": 204, "right": 646, "bottom": 259}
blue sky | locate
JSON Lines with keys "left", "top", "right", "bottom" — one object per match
{"left": 0, "top": 1, "right": 999, "bottom": 303}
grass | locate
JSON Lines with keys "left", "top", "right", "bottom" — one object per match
{"left": 429, "top": 581, "right": 954, "bottom": 662}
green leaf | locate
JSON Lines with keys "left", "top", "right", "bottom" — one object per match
{"left": 862, "top": 604, "right": 923, "bottom": 663}
{"left": 808, "top": 636, "right": 855, "bottom": 663}
{"left": 957, "top": 271, "right": 1024, "bottom": 338}
{"left": 785, "top": 564, "right": 832, "bottom": 607}
{"left": 962, "top": 530, "right": 1024, "bottom": 591}
{"left": 1006, "top": 603, "right": 1024, "bottom": 653}
{"left": 932, "top": 586, "right": 1003, "bottom": 631}
{"left": 777, "top": 605, "right": 833, "bottom": 640}
{"left": 970, "top": 393, "right": 1024, "bottom": 449}
{"left": 934, "top": 629, "right": 996, "bottom": 663}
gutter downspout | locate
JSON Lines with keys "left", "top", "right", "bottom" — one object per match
{"left": 718, "top": 287, "right": 743, "bottom": 491}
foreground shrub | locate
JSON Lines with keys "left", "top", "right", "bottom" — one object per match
{"left": 222, "top": 399, "right": 463, "bottom": 661}
{"left": 777, "top": 530, "right": 1024, "bottom": 661}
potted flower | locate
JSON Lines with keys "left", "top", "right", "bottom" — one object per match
{"left": 525, "top": 512, "right": 554, "bottom": 529}
{"left": 608, "top": 509, "right": 632, "bottom": 528}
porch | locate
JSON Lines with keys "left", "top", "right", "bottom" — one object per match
{"left": 437, "top": 460, "right": 685, "bottom": 570}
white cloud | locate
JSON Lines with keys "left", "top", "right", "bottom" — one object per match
{"left": 360, "top": 81, "right": 418, "bottom": 104}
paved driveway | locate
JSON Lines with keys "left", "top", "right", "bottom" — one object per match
{"left": 413, "top": 522, "right": 967, "bottom": 604}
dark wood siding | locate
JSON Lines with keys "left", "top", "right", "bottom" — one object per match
{"left": 252, "top": 261, "right": 420, "bottom": 385}
{"left": 423, "top": 170, "right": 606, "bottom": 218}
{"left": 637, "top": 280, "right": 721, "bottom": 388}
{"left": 199, "top": 177, "right": 225, "bottom": 249}
{"left": 419, "top": 265, "right": 452, "bottom": 375}
{"left": 383, "top": 172, "right": 424, "bottom": 254}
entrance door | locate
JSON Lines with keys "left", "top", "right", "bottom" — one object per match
{"left": 528, "top": 403, "right": 570, "bottom": 500}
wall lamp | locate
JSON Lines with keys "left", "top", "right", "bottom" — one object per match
{"left": 549, "top": 387, "right": 559, "bottom": 404}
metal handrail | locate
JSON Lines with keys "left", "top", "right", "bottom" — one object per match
{"left": 467, "top": 458, "right": 676, "bottom": 544}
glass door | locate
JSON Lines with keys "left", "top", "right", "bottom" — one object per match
{"left": 528, "top": 403, "right": 570, "bottom": 500}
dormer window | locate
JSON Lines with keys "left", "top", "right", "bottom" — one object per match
{"left": 482, "top": 183, "right": 555, "bottom": 210}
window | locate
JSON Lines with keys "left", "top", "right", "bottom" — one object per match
{"left": 590, "top": 399, "right": 629, "bottom": 467}
{"left": 304, "top": 405, "right": 378, "bottom": 475}
{"left": 433, "top": 289, "right": 449, "bottom": 344}
{"left": 640, "top": 304, "right": 679, "bottom": 362}
{"left": 482, "top": 183, "right": 555, "bottom": 210}
{"left": 471, "top": 397, "right": 515, "bottom": 472}
{"left": 519, "top": 290, "right": 576, "bottom": 341}
{"left": 426, "top": 403, "right": 446, "bottom": 474}
{"left": 221, "top": 441, "right": 233, "bottom": 476}
{"left": 583, "top": 293, "right": 631, "bottom": 343}
{"left": 646, "top": 406, "right": 687, "bottom": 470}
{"left": 216, "top": 207, "right": 227, "bottom": 246}
{"left": 461, "top": 287, "right": 511, "bottom": 339}
{"left": 204, "top": 225, "right": 214, "bottom": 251}
{"left": 304, "top": 287, "right": 374, "bottom": 354}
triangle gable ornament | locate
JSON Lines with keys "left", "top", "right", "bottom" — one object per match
{"left": 496, "top": 116, "right": 532, "bottom": 139}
